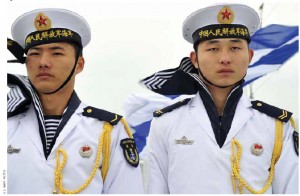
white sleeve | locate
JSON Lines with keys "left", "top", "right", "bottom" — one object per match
{"left": 146, "top": 118, "right": 170, "bottom": 193}
{"left": 103, "top": 122, "right": 144, "bottom": 194}
{"left": 272, "top": 121, "right": 298, "bottom": 194}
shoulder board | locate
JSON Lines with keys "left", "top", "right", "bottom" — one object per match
{"left": 82, "top": 106, "right": 122, "bottom": 125}
{"left": 251, "top": 100, "right": 292, "bottom": 123}
{"left": 153, "top": 98, "right": 191, "bottom": 117}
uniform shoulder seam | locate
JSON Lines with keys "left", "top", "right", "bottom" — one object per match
{"left": 153, "top": 98, "right": 191, "bottom": 117}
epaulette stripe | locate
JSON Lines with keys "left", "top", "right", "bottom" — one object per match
{"left": 153, "top": 98, "right": 191, "bottom": 117}
{"left": 278, "top": 110, "right": 288, "bottom": 120}
{"left": 110, "top": 114, "right": 119, "bottom": 123}
{"left": 251, "top": 100, "right": 292, "bottom": 123}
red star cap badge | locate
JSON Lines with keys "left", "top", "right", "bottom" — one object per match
{"left": 36, "top": 15, "right": 48, "bottom": 26}
{"left": 217, "top": 6, "right": 235, "bottom": 24}
{"left": 221, "top": 9, "right": 231, "bottom": 20}
{"left": 34, "top": 13, "right": 52, "bottom": 31}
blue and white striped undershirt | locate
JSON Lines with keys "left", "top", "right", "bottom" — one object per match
{"left": 44, "top": 115, "right": 62, "bottom": 153}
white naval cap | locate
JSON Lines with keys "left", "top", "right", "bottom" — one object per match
{"left": 11, "top": 8, "right": 91, "bottom": 52}
{"left": 182, "top": 4, "right": 261, "bottom": 45}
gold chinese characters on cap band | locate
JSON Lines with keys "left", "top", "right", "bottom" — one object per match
{"left": 217, "top": 6, "right": 234, "bottom": 24}
{"left": 34, "top": 13, "right": 51, "bottom": 31}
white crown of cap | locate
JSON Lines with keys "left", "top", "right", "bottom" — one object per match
{"left": 11, "top": 8, "right": 91, "bottom": 48}
{"left": 182, "top": 3, "right": 261, "bottom": 43}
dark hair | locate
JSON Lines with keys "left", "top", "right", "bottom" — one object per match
{"left": 193, "top": 40, "right": 200, "bottom": 52}
{"left": 69, "top": 42, "right": 83, "bottom": 57}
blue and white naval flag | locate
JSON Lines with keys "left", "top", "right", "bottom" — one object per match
{"left": 125, "top": 24, "right": 299, "bottom": 157}
{"left": 245, "top": 24, "right": 299, "bottom": 85}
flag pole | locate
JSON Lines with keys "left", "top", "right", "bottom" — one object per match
{"left": 259, "top": 3, "right": 264, "bottom": 27}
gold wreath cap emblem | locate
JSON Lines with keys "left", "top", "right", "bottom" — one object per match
{"left": 34, "top": 13, "right": 52, "bottom": 31}
{"left": 217, "top": 6, "right": 234, "bottom": 24}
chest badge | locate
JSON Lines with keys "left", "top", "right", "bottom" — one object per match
{"left": 79, "top": 145, "right": 93, "bottom": 158}
{"left": 7, "top": 145, "right": 21, "bottom": 154}
{"left": 175, "top": 136, "right": 194, "bottom": 145}
{"left": 251, "top": 143, "right": 263, "bottom": 156}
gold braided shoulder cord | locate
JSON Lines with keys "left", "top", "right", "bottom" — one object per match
{"left": 120, "top": 118, "right": 134, "bottom": 139}
{"left": 101, "top": 123, "right": 114, "bottom": 181}
{"left": 53, "top": 122, "right": 113, "bottom": 194}
{"left": 102, "top": 118, "right": 134, "bottom": 180}
{"left": 290, "top": 117, "right": 297, "bottom": 131}
{"left": 230, "top": 119, "right": 283, "bottom": 194}
{"left": 53, "top": 118, "right": 133, "bottom": 194}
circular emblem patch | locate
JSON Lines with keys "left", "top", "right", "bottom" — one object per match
{"left": 79, "top": 145, "right": 93, "bottom": 158}
{"left": 251, "top": 143, "right": 263, "bottom": 156}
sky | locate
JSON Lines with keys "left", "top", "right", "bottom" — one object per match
{"left": 5, "top": 0, "right": 299, "bottom": 119}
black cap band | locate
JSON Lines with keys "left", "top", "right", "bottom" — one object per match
{"left": 192, "top": 24, "right": 251, "bottom": 45}
{"left": 24, "top": 28, "right": 82, "bottom": 53}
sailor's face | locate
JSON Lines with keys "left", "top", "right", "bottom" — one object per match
{"left": 191, "top": 38, "right": 253, "bottom": 88}
{"left": 26, "top": 42, "right": 82, "bottom": 94}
